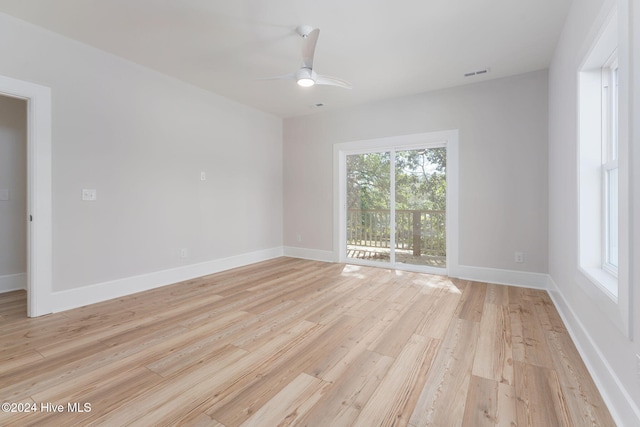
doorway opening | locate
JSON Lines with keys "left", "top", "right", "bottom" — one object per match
{"left": 0, "top": 75, "right": 52, "bottom": 317}
{"left": 346, "top": 146, "right": 446, "bottom": 268}
{"left": 0, "top": 96, "right": 28, "bottom": 316}
{"left": 335, "top": 130, "right": 459, "bottom": 275}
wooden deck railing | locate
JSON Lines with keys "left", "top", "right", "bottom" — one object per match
{"left": 347, "top": 209, "right": 446, "bottom": 257}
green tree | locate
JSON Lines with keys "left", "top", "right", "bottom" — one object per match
{"left": 347, "top": 148, "right": 446, "bottom": 211}
{"left": 346, "top": 152, "right": 390, "bottom": 210}
{"left": 395, "top": 147, "right": 446, "bottom": 211}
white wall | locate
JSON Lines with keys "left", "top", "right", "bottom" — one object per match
{"left": 0, "top": 95, "right": 27, "bottom": 290}
{"left": 548, "top": 0, "right": 640, "bottom": 424}
{"left": 283, "top": 70, "right": 549, "bottom": 275}
{"left": 0, "top": 12, "right": 283, "bottom": 295}
{"left": 0, "top": 4, "right": 637, "bottom": 423}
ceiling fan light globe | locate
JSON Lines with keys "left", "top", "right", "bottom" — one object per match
{"left": 297, "top": 78, "right": 315, "bottom": 87}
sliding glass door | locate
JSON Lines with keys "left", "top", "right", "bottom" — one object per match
{"left": 346, "top": 152, "right": 392, "bottom": 264}
{"left": 345, "top": 146, "right": 446, "bottom": 271}
{"left": 395, "top": 148, "right": 446, "bottom": 267}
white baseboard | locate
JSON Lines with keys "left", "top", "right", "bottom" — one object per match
{"left": 0, "top": 273, "right": 26, "bottom": 293}
{"left": 547, "top": 276, "right": 640, "bottom": 427}
{"left": 454, "top": 265, "right": 549, "bottom": 289}
{"left": 283, "top": 246, "right": 337, "bottom": 263}
{"left": 280, "top": 252, "right": 549, "bottom": 290}
{"left": 51, "top": 247, "right": 283, "bottom": 313}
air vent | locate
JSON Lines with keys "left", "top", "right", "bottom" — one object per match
{"left": 464, "top": 68, "right": 491, "bottom": 77}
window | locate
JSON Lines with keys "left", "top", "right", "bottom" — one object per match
{"left": 578, "top": 14, "right": 619, "bottom": 299}
{"left": 577, "top": 3, "right": 630, "bottom": 337}
{"left": 602, "top": 53, "right": 618, "bottom": 275}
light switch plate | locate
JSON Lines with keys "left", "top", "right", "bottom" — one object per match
{"left": 82, "top": 189, "right": 97, "bottom": 201}
{"left": 0, "top": 189, "right": 8, "bottom": 201}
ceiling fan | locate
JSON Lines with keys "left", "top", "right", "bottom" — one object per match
{"left": 261, "top": 25, "right": 352, "bottom": 89}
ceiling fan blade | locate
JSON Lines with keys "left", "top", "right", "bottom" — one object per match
{"left": 316, "top": 74, "right": 353, "bottom": 89}
{"left": 257, "top": 26, "right": 350, "bottom": 90}
{"left": 256, "top": 73, "right": 296, "bottom": 81}
{"left": 301, "top": 28, "right": 320, "bottom": 69}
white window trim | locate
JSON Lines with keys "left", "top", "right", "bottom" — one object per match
{"left": 576, "top": 3, "right": 630, "bottom": 338}
{"left": 601, "top": 53, "right": 619, "bottom": 277}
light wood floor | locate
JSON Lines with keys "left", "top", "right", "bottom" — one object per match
{"left": 0, "top": 257, "right": 614, "bottom": 426}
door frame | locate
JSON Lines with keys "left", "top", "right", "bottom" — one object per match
{"left": 0, "top": 75, "right": 52, "bottom": 317}
{"left": 333, "top": 130, "right": 459, "bottom": 276}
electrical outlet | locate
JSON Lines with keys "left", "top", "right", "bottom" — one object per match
{"left": 296, "top": 234, "right": 302, "bottom": 243}
{"left": 180, "top": 248, "right": 188, "bottom": 259}
{"left": 200, "top": 171, "right": 206, "bottom": 181}
{"left": 514, "top": 252, "right": 524, "bottom": 263}
{"left": 81, "top": 189, "right": 97, "bottom": 201}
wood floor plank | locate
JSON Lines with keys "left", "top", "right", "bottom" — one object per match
{"left": 0, "top": 258, "right": 614, "bottom": 426}
{"left": 298, "top": 349, "right": 395, "bottom": 426}
{"left": 231, "top": 293, "right": 347, "bottom": 352}
{"left": 462, "top": 375, "right": 499, "bottom": 427}
{"left": 24, "top": 366, "right": 162, "bottom": 427}
{"left": 408, "top": 318, "right": 480, "bottom": 427}
{"left": 353, "top": 334, "right": 440, "bottom": 427}
{"left": 454, "top": 281, "right": 487, "bottom": 322}
{"left": 369, "top": 293, "right": 435, "bottom": 358}
{"left": 495, "top": 382, "right": 518, "bottom": 427}
{"left": 508, "top": 287, "right": 554, "bottom": 369}
{"left": 305, "top": 313, "right": 390, "bottom": 379}
{"left": 461, "top": 375, "right": 517, "bottom": 427}
{"left": 387, "top": 283, "right": 421, "bottom": 305}
{"left": 532, "top": 290, "right": 568, "bottom": 333}
{"left": 513, "top": 360, "right": 573, "bottom": 426}
{"left": 34, "top": 292, "right": 228, "bottom": 358}
{"left": 414, "top": 288, "right": 460, "bottom": 339}
{"left": 318, "top": 303, "right": 403, "bottom": 384}
{"left": 0, "top": 313, "right": 88, "bottom": 354}
{"left": 0, "top": 340, "right": 113, "bottom": 401}
{"left": 0, "top": 348, "right": 44, "bottom": 372}
{"left": 92, "top": 345, "right": 249, "bottom": 426}
{"left": 239, "top": 373, "right": 329, "bottom": 427}
{"left": 208, "top": 316, "right": 363, "bottom": 426}
{"left": 160, "top": 319, "right": 323, "bottom": 425}
{"left": 144, "top": 312, "right": 254, "bottom": 377}
{"left": 544, "top": 330, "right": 616, "bottom": 426}
{"left": 472, "top": 302, "right": 513, "bottom": 385}
{"left": 484, "top": 283, "right": 510, "bottom": 306}
{"left": 177, "top": 412, "right": 225, "bottom": 427}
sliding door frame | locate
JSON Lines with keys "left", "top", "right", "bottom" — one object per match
{"left": 333, "top": 130, "right": 459, "bottom": 276}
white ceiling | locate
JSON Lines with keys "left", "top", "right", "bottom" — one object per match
{"left": 0, "top": 0, "right": 572, "bottom": 118}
